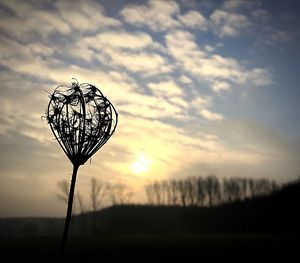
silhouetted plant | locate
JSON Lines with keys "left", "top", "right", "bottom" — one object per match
{"left": 45, "top": 79, "right": 118, "bottom": 256}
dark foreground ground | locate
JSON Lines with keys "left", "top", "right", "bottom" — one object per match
{"left": 1, "top": 234, "right": 298, "bottom": 262}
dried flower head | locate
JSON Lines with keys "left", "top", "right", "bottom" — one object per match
{"left": 45, "top": 79, "right": 118, "bottom": 165}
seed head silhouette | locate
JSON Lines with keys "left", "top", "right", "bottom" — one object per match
{"left": 45, "top": 79, "right": 118, "bottom": 256}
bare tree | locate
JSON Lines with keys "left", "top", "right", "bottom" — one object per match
{"left": 57, "top": 180, "right": 70, "bottom": 204}
{"left": 169, "top": 180, "right": 180, "bottom": 205}
{"left": 76, "top": 193, "right": 85, "bottom": 236}
{"left": 107, "top": 183, "right": 133, "bottom": 205}
{"left": 162, "top": 180, "right": 172, "bottom": 205}
{"left": 206, "top": 175, "right": 221, "bottom": 207}
{"left": 152, "top": 181, "right": 162, "bottom": 205}
{"left": 90, "top": 178, "right": 106, "bottom": 212}
{"left": 185, "top": 177, "right": 198, "bottom": 206}
{"left": 177, "top": 180, "right": 185, "bottom": 207}
{"left": 223, "top": 178, "right": 242, "bottom": 202}
{"left": 144, "top": 175, "right": 279, "bottom": 207}
{"left": 145, "top": 183, "right": 155, "bottom": 205}
{"left": 76, "top": 193, "right": 85, "bottom": 215}
{"left": 196, "top": 176, "right": 207, "bottom": 206}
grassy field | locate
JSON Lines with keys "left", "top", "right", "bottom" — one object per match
{"left": 0, "top": 234, "right": 298, "bottom": 262}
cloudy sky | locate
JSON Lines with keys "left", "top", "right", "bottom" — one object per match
{"left": 0, "top": 0, "right": 299, "bottom": 217}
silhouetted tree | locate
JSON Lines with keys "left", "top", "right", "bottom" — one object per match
{"left": 76, "top": 193, "right": 86, "bottom": 236}
{"left": 91, "top": 178, "right": 106, "bottom": 212}
{"left": 206, "top": 175, "right": 221, "bottom": 207}
{"left": 162, "top": 180, "right": 172, "bottom": 205}
{"left": 144, "top": 175, "right": 278, "bottom": 207}
{"left": 107, "top": 183, "right": 133, "bottom": 205}
{"left": 196, "top": 176, "right": 207, "bottom": 206}
{"left": 57, "top": 180, "right": 69, "bottom": 204}
{"left": 185, "top": 177, "right": 198, "bottom": 206}
{"left": 145, "top": 183, "right": 155, "bottom": 205}
{"left": 178, "top": 180, "right": 187, "bottom": 207}
{"left": 223, "top": 178, "right": 242, "bottom": 202}
{"left": 169, "top": 180, "right": 180, "bottom": 205}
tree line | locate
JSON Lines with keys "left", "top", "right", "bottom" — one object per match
{"left": 57, "top": 178, "right": 133, "bottom": 215}
{"left": 144, "top": 175, "right": 279, "bottom": 207}
{"left": 57, "top": 175, "right": 279, "bottom": 210}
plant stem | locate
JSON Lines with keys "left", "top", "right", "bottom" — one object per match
{"left": 59, "top": 163, "right": 80, "bottom": 257}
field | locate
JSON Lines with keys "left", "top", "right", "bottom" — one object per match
{"left": 1, "top": 181, "right": 299, "bottom": 262}
{"left": 1, "top": 233, "right": 298, "bottom": 262}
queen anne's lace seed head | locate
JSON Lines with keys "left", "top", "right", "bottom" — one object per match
{"left": 45, "top": 79, "right": 118, "bottom": 165}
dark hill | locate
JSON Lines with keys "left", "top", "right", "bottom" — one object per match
{"left": 0, "top": 182, "right": 299, "bottom": 261}
{"left": 81, "top": 180, "right": 300, "bottom": 236}
{"left": 0, "top": 181, "right": 299, "bottom": 238}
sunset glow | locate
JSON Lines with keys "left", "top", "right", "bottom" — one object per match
{"left": 130, "top": 153, "right": 152, "bottom": 174}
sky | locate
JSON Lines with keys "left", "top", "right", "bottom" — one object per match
{"left": 0, "top": 0, "right": 300, "bottom": 217}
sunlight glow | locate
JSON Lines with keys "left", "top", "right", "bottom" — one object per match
{"left": 130, "top": 153, "right": 152, "bottom": 174}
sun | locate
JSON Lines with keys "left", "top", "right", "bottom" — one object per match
{"left": 130, "top": 153, "right": 152, "bottom": 174}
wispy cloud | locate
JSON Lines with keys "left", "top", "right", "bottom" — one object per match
{"left": 178, "top": 10, "right": 207, "bottom": 29}
{"left": 165, "top": 30, "right": 271, "bottom": 91}
{"left": 210, "top": 9, "right": 250, "bottom": 37}
{"left": 223, "top": 0, "right": 256, "bottom": 11}
{"left": 83, "top": 31, "right": 155, "bottom": 50}
{"left": 56, "top": 1, "right": 121, "bottom": 31}
{"left": 120, "top": 0, "right": 180, "bottom": 31}
{"left": 200, "top": 109, "right": 224, "bottom": 121}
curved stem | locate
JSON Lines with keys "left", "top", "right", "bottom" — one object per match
{"left": 59, "top": 163, "right": 80, "bottom": 257}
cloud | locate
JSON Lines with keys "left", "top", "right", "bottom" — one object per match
{"left": 117, "top": 92, "right": 187, "bottom": 120}
{"left": 191, "top": 97, "right": 211, "bottom": 109}
{"left": 71, "top": 30, "right": 172, "bottom": 76}
{"left": 120, "top": 0, "right": 180, "bottom": 31}
{"left": 223, "top": 0, "right": 256, "bottom": 11}
{"left": 212, "top": 81, "right": 231, "bottom": 92}
{"left": 204, "top": 45, "right": 215, "bottom": 52}
{"left": 55, "top": 0, "right": 121, "bottom": 32}
{"left": 0, "top": 9, "right": 71, "bottom": 40}
{"left": 0, "top": 0, "right": 33, "bottom": 16}
{"left": 200, "top": 109, "right": 224, "bottom": 121}
{"left": 148, "top": 80, "right": 183, "bottom": 97}
{"left": 83, "top": 31, "right": 154, "bottom": 50}
{"left": 103, "top": 49, "right": 172, "bottom": 76}
{"left": 179, "top": 75, "right": 193, "bottom": 84}
{"left": 165, "top": 30, "right": 272, "bottom": 89}
{"left": 210, "top": 9, "right": 250, "bottom": 37}
{"left": 191, "top": 97, "right": 223, "bottom": 121}
{"left": 251, "top": 9, "right": 271, "bottom": 22}
{"left": 0, "top": 0, "right": 120, "bottom": 41}
{"left": 178, "top": 10, "right": 207, "bottom": 29}
{"left": 0, "top": 34, "right": 141, "bottom": 93}
{"left": 248, "top": 68, "right": 273, "bottom": 86}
